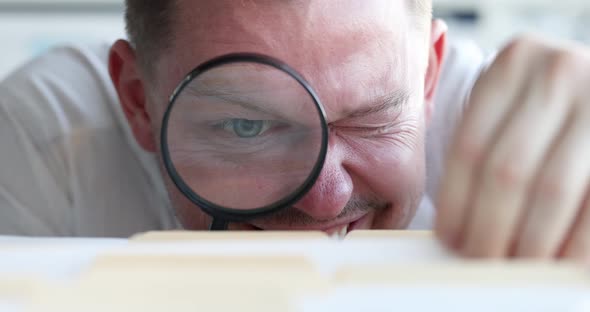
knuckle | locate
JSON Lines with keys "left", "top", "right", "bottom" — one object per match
{"left": 498, "top": 36, "right": 538, "bottom": 66}
{"left": 486, "top": 158, "right": 529, "bottom": 192}
{"left": 456, "top": 136, "right": 485, "bottom": 168}
{"left": 545, "top": 51, "right": 577, "bottom": 84}
{"left": 534, "top": 177, "right": 567, "bottom": 203}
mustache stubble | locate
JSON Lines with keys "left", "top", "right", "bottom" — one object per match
{"left": 251, "top": 195, "right": 388, "bottom": 227}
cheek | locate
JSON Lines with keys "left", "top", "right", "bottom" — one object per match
{"left": 344, "top": 120, "right": 427, "bottom": 206}
{"left": 356, "top": 133, "right": 426, "bottom": 229}
{"left": 158, "top": 161, "right": 211, "bottom": 230}
{"left": 168, "top": 186, "right": 210, "bottom": 231}
{"left": 169, "top": 186, "right": 211, "bottom": 230}
{"left": 367, "top": 140, "right": 424, "bottom": 197}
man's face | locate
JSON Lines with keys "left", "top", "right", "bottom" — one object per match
{"left": 146, "top": 0, "right": 432, "bottom": 233}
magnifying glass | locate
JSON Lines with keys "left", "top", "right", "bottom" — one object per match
{"left": 161, "top": 53, "right": 329, "bottom": 231}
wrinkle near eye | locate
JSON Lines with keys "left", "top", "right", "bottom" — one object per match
{"left": 333, "top": 116, "right": 421, "bottom": 150}
{"left": 331, "top": 104, "right": 406, "bottom": 134}
{"left": 332, "top": 123, "right": 397, "bottom": 138}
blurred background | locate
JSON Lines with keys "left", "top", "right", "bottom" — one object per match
{"left": 0, "top": 0, "right": 589, "bottom": 80}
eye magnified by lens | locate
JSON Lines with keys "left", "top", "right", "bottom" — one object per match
{"left": 222, "top": 119, "right": 270, "bottom": 138}
{"left": 161, "top": 53, "right": 328, "bottom": 230}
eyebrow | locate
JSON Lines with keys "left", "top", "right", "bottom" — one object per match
{"left": 185, "top": 83, "right": 411, "bottom": 121}
{"left": 184, "top": 85, "right": 298, "bottom": 121}
{"left": 347, "top": 88, "right": 411, "bottom": 119}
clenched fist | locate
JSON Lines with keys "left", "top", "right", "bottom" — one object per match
{"left": 436, "top": 36, "right": 590, "bottom": 260}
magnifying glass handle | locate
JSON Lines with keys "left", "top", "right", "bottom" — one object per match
{"left": 209, "top": 218, "right": 229, "bottom": 231}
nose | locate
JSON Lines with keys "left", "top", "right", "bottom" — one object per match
{"left": 294, "top": 134, "right": 353, "bottom": 221}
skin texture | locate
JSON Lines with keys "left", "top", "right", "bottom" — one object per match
{"left": 109, "top": 0, "right": 447, "bottom": 233}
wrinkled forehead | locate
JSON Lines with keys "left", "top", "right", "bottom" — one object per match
{"left": 156, "top": 0, "right": 425, "bottom": 118}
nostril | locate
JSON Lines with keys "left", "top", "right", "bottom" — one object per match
{"left": 295, "top": 165, "right": 353, "bottom": 221}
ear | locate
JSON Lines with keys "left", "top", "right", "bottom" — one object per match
{"left": 424, "top": 19, "right": 447, "bottom": 126}
{"left": 108, "top": 39, "right": 157, "bottom": 152}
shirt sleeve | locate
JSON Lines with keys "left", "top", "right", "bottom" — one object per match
{"left": 0, "top": 72, "right": 73, "bottom": 236}
{"left": 0, "top": 43, "right": 179, "bottom": 237}
{"left": 0, "top": 43, "right": 117, "bottom": 236}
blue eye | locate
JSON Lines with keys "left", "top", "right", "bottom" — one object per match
{"left": 222, "top": 119, "right": 271, "bottom": 138}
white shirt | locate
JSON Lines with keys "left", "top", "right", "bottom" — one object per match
{"left": 0, "top": 40, "right": 488, "bottom": 237}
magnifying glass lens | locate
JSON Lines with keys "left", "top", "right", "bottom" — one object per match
{"left": 164, "top": 61, "right": 324, "bottom": 212}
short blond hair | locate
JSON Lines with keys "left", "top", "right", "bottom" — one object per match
{"left": 407, "top": 0, "right": 433, "bottom": 31}
{"left": 418, "top": 0, "right": 433, "bottom": 15}
{"left": 126, "top": 0, "right": 433, "bottom": 73}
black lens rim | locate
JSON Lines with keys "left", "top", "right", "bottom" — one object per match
{"left": 161, "top": 53, "right": 329, "bottom": 222}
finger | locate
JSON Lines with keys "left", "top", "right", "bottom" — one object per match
{"left": 461, "top": 61, "right": 572, "bottom": 258}
{"left": 561, "top": 188, "right": 590, "bottom": 263}
{"left": 435, "top": 40, "right": 541, "bottom": 246}
{"left": 515, "top": 109, "right": 590, "bottom": 258}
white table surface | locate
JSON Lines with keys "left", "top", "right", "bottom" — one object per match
{"left": 0, "top": 235, "right": 589, "bottom": 312}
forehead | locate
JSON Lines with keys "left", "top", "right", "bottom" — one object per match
{"left": 158, "top": 0, "right": 419, "bottom": 119}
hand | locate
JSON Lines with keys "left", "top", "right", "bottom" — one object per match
{"left": 435, "top": 35, "right": 590, "bottom": 260}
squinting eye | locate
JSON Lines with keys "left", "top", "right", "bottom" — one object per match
{"left": 221, "top": 119, "right": 271, "bottom": 138}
